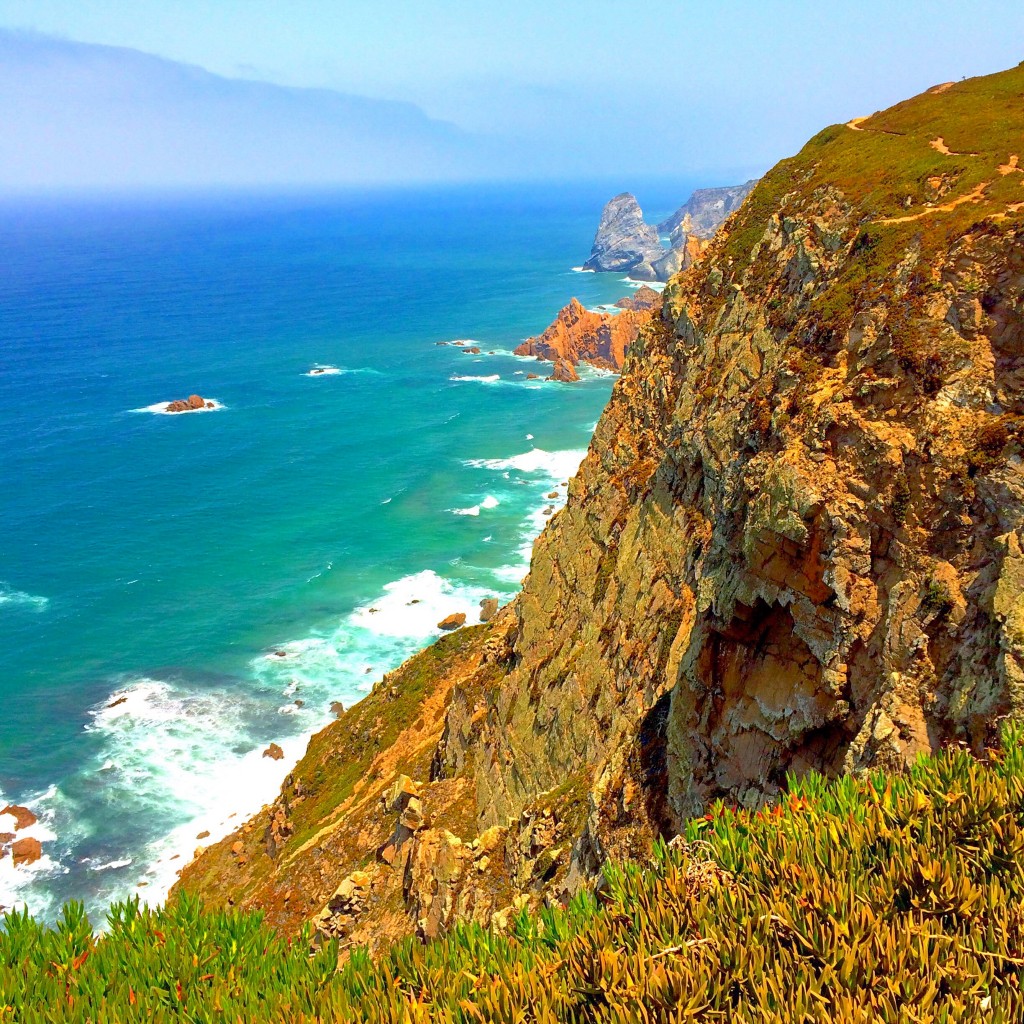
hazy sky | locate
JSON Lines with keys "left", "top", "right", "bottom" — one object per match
{"left": 2, "top": 1, "right": 1024, "bottom": 187}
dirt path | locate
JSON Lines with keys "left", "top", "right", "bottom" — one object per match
{"left": 876, "top": 181, "right": 990, "bottom": 225}
{"left": 999, "top": 155, "right": 1021, "bottom": 175}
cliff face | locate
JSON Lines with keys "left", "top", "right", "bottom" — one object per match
{"left": 176, "top": 65, "right": 1024, "bottom": 948}
{"left": 658, "top": 179, "right": 759, "bottom": 238}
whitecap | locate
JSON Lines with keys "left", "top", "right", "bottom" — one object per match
{"left": 450, "top": 374, "right": 501, "bottom": 384}
{"left": 89, "top": 858, "right": 133, "bottom": 872}
{"left": 465, "top": 447, "right": 587, "bottom": 482}
{"left": 0, "top": 585, "right": 49, "bottom": 612}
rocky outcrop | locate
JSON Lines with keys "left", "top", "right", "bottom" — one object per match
{"left": 176, "top": 65, "right": 1024, "bottom": 952}
{"left": 479, "top": 598, "right": 499, "bottom": 622}
{"left": 165, "top": 394, "right": 214, "bottom": 412}
{"left": 11, "top": 837, "right": 42, "bottom": 867}
{"left": 629, "top": 234, "right": 708, "bottom": 282}
{"left": 1, "top": 805, "right": 37, "bottom": 831}
{"left": 657, "top": 180, "right": 759, "bottom": 239}
{"left": 582, "top": 193, "right": 663, "bottom": 273}
{"left": 614, "top": 286, "right": 663, "bottom": 311}
{"left": 547, "top": 357, "right": 580, "bottom": 383}
{"left": 263, "top": 743, "right": 284, "bottom": 761}
{"left": 437, "top": 613, "right": 466, "bottom": 631}
{"left": 514, "top": 297, "right": 660, "bottom": 372}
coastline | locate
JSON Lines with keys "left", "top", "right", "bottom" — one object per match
{"left": 0, "top": 339, "right": 595, "bottom": 921}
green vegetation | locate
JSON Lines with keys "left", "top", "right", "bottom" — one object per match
{"left": 7, "top": 729, "right": 1024, "bottom": 1021}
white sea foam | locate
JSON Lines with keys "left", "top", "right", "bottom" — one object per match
{"left": 305, "top": 365, "right": 343, "bottom": 376}
{"left": 0, "top": 585, "right": 49, "bottom": 612}
{"left": 466, "top": 447, "right": 586, "bottom": 482}
{"left": 450, "top": 374, "right": 501, "bottom": 384}
{"left": 622, "top": 278, "right": 667, "bottom": 292}
{"left": 133, "top": 399, "right": 225, "bottom": 415}
{"left": 571, "top": 266, "right": 595, "bottom": 273}
{"left": 89, "top": 858, "right": 133, "bottom": 872}
{"left": 451, "top": 495, "right": 500, "bottom": 516}
{"left": 0, "top": 788, "right": 61, "bottom": 916}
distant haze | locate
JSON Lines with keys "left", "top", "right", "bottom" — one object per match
{"left": 1, "top": 0, "right": 1024, "bottom": 191}
{"left": 0, "top": 32, "right": 488, "bottom": 188}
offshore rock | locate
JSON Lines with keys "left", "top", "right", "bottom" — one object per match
{"left": 548, "top": 357, "right": 580, "bottom": 383}
{"left": 615, "top": 286, "right": 663, "bottom": 311}
{"left": 0, "top": 805, "right": 37, "bottom": 831}
{"left": 514, "top": 297, "right": 658, "bottom": 372}
{"left": 582, "top": 193, "right": 663, "bottom": 273}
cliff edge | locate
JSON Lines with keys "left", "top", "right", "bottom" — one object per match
{"left": 175, "top": 64, "right": 1024, "bottom": 949}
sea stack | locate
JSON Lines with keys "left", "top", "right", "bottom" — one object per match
{"left": 581, "top": 193, "right": 663, "bottom": 273}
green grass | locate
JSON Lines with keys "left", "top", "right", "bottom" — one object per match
{"left": 6, "top": 728, "right": 1024, "bottom": 1021}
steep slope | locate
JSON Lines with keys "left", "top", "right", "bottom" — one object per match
{"left": 176, "top": 63, "right": 1024, "bottom": 946}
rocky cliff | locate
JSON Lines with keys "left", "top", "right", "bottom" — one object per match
{"left": 581, "top": 192, "right": 663, "bottom": 273}
{"left": 175, "top": 64, "right": 1024, "bottom": 949}
{"left": 658, "top": 179, "right": 759, "bottom": 239}
{"left": 513, "top": 293, "right": 662, "bottom": 373}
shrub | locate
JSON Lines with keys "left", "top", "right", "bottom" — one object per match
{"left": 5, "top": 731, "right": 1024, "bottom": 1021}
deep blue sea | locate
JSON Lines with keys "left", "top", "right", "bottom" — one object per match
{"left": 0, "top": 181, "right": 691, "bottom": 921}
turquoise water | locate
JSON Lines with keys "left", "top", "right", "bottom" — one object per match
{"left": 0, "top": 182, "right": 690, "bottom": 919}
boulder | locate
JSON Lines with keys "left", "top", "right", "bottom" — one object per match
{"left": 11, "top": 837, "right": 42, "bottom": 867}
{"left": 1, "top": 805, "right": 37, "bottom": 831}
{"left": 262, "top": 743, "right": 285, "bottom": 761}
{"left": 614, "top": 286, "right": 662, "bottom": 311}
{"left": 479, "top": 598, "right": 499, "bottom": 622}
{"left": 547, "top": 358, "right": 580, "bottom": 383}
{"left": 330, "top": 701, "right": 346, "bottom": 717}
{"left": 437, "top": 613, "right": 467, "bottom": 631}
{"left": 526, "top": 373, "right": 541, "bottom": 380}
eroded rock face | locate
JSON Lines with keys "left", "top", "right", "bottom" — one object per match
{"left": 582, "top": 193, "right": 663, "bottom": 273}
{"left": 548, "top": 357, "right": 580, "bottom": 383}
{"left": 514, "top": 297, "right": 657, "bottom": 372}
{"left": 658, "top": 180, "right": 759, "bottom": 238}
{"left": 175, "top": 66, "right": 1024, "bottom": 951}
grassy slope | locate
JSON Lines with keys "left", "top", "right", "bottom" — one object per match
{"left": 4, "top": 733, "right": 1024, "bottom": 1021}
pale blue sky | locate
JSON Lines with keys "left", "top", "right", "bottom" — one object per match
{"left": 2, "top": 1, "right": 1023, "bottom": 186}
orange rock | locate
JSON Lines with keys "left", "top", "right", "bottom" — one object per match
{"left": 11, "top": 837, "right": 42, "bottom": 866}
{"left": 1, "top": 804, "right": 37, "bottom": 830}
{"left": 437, "top": 613, "right": 466, "bottom": 631}
{"left": 514, "top": 297, "right": 654, "bottom": 373}
{"left": 263, "top": 742, "right": 285, "bottom": 761}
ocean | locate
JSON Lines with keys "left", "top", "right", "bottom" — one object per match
{"left": 0, "top": 181, "right": 690, "bottom": 922}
